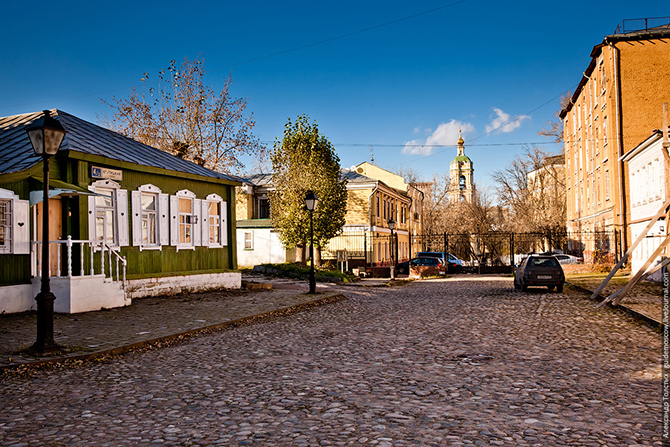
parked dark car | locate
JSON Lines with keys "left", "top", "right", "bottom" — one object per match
{"left": 397, "top": 256, "right": 446, "bottom": 274}
{"left": 514, "top": 254, "right": 565, "bottom": 292}
{"left": 417, "top": 251, "right": 464, "bottom": 272}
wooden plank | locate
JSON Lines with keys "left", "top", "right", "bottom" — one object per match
{"left": 610, "top": 236, "right": 670, "bottom": 305}
{"left": 604, "top": 256, "right": 670, "bottom": 304}
{"left": 590, "top": 197, "right": 670, "bottom": 300}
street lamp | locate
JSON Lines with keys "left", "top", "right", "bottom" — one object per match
{"left": 388, "top": 218, "right": 396, "bottom": 279}
{"left": 304, "top": 190, "right": 318, "bottom": 294}
{"left": 26, "top": 110, "right": 66, "bottom": 353}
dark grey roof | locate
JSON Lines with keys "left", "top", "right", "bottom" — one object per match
{"left": 241, "top": 169, "right": 376, "bottom": 188}
{"left": 341, "top": 168, "right": 376, "bottom": 184}
{"left": 0, "top": 109, "right": 241, "bottom": 183}
{"left": 241, "top": 173, "right": 274, "bottom": 187}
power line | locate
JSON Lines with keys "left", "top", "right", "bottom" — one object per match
{"left": 0, "top": 1, "right": 468, "bottom": 111}
{"left": 333, "top": 141, "right": 559, "bottom": 148}
{"left": 209, "top": 0, "right": 469, "bottom": 71}
{"left": 387, "top": 88, "right": 573, "bottom": 169}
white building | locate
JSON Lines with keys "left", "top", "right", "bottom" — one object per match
{"left": 621, "top": 129, "right": 668, "bottom": 281}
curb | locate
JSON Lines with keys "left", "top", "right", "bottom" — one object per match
{"left": 567, "top": 282, "right": 665, "bottom": 331}
{"left": 1, "top": 293, "right": 347, "bottom": 373}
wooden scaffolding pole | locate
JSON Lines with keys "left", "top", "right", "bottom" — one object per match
{"left": 590, "top": 198, "right": 670, "bottom": 301}
{"left": 595, "top": 103, "right": 670, "bottom": 306}
{"left": 602, "top": 257, "right": 670, "bottom": 305}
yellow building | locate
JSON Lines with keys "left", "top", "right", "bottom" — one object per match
{"left": 559, "top": 20, "right": 670, "bottom": 257}
{"left": 235, "top": 163, "right": 425, "bottom": 271}
{"left": 339, "top": 162, "right": 425, "bottom": 268}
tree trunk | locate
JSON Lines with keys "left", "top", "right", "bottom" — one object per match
{"left": 295, "top": 244, "right": 305, "bottom": 264}
{"left": 315, "top": 247, "right": 322, "bottom": 267}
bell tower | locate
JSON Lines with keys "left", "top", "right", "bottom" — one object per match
{"left": 448, "top": 130, "right": 474, "bottom": 203}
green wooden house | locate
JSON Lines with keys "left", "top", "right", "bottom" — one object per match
{"left": 0, "top": 110, "right": 241, "bottom": 314}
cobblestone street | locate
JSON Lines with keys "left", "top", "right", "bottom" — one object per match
{"left": 0, "top": 276, "right": 662, "bottom": 446}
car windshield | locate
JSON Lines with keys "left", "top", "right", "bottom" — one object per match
{"left": 529, "top": 257, "right": 558, "bottom": 267}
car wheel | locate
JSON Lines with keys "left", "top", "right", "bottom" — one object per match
{"left": 547, "top": 286, "right": 555, "bottom": 290}
{"left": 557, "top": 284, "right": 563, "bottom": 293}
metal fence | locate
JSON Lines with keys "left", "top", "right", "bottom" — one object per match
{"left": 620, "top": 16, "right": 670, "bottom": 33}
{"left": 321, "top": 230, "right": 621, "bottom": 268}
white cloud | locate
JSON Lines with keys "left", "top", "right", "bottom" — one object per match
{"left": 402, "top": 120, "right": 474, "bottom": 156}
{"left": 485, "top": 108, "right": 530, "bottom": 134}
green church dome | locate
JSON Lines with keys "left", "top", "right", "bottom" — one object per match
{"left": 451, "top": 155, "right": 472, "bottom": 164}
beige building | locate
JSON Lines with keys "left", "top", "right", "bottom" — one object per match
{"left": 559, "top": 21, "right": 670, "bottom": 256}
{"left": 527, "top": 154, "right": 566, "bottom": 229}
{"left": 345, "top": 162, "right": 424, "bottom": 267}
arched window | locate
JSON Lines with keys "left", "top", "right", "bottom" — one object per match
{"left": 459, "top": 175, "right": 466, "bottom": 190}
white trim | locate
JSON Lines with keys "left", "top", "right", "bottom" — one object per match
{"left": 0, "top": 189, "right": 28, "bottom": 254}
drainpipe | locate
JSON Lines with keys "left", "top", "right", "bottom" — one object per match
{"left": 368, "top": 182, "right": 380, "bottom": 267}
{"left": 610, "top": 40, "right": 628, "bottom": 257}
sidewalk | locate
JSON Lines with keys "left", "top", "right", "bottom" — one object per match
{"left": 0, "top": 276, "right": 348, "bottom": 371}
{"left": 566, "top": 274, "right": 663, "bottom": 328}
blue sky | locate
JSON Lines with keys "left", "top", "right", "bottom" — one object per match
{"left": 0, "top": 1, "right": 664, "bottom": 193}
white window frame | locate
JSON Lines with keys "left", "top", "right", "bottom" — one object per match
{"left": 243, "top": 231, "right": 253, "bottom": 250}
{"left": 88, "top": 180, "right": 129, "bottom": 248}
{"left": 202, "top": 193, "right": 228, "bottom": 247}
{"left": 0, "top": 189, "right": 30, "bottom": 255}
{"left": 131, "top": 184, "right": 169, "bottom": 250}
{"left": 170, "top": 189, "right": 201, "bottom": 250}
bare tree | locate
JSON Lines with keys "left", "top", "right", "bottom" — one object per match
{"left": 492, "top": 146, "right": 566, "bottom": 233}
{"left": 421, "top": 173, "right": 451, "bottom": 234}
{"left": 538, "top": 91, "right": 572, "bottom": 144}
{"left": 102, "top": 56, "right": 266, "bottom": 173}
{"left": 392, "top": 166, "right": 423, "bottom": 184}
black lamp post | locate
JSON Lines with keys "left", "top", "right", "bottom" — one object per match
{"left": 388, "top": 218, "right": 396, "bottom": 279}
{"left": 305, "top": 190, "right": 318, "bottom": 294}
{"left": 26, "top": 110, "right": 66, "bottom": 353}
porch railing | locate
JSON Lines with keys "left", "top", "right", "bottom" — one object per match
{"left": 31, "top": 236, "right": 127, "bottom": 289}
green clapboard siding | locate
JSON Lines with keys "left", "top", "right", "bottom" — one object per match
{"left": 1, "top": 153, "right": 239, "bottom": 287}
{"left": 0, "top": 255, "right": 31, "bottom": 285}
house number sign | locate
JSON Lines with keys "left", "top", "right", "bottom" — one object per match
{"left": 91, "top": 166, "right": 122, "bottom": 181}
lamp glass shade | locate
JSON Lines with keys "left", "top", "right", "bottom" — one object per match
{"left": 26, "top": 111, "right": 66, "bottom": 156}
{"left": 388, "top": 219, "right": 396, "bottom": 231}
{"left": 304, "top": 191, "right": 318, "bottom": 211}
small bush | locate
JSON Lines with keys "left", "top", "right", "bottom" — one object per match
{"left": 254, "top": 263, "right": 354, "bottom": 283}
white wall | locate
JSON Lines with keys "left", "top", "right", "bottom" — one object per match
{"left": 0, "top": 276, "right": 127, "bottom": 314}
{"left": 126, "top": 272, "right": 241, "bottom": 298}
{"left": 1, "top": 272, "right": 242, "bottom": 314}
{"left": 236, "top": 228, "right": 287, "bottom": 267}
{"left": 627, "top": 136, "right": 668, "bottom": 281}
{"left": 630, "top": 220, "right": 666, "bottom": 281}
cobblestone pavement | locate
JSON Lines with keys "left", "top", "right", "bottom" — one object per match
{"left": 0, "top": 276, "right": 662, "bottom": 446}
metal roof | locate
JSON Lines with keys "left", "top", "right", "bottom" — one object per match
{"left": 241, "top": 169, "right": 377, "bottom": 188}
{"left": 0, "top": 109, "right": 242, "bottom": 183}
